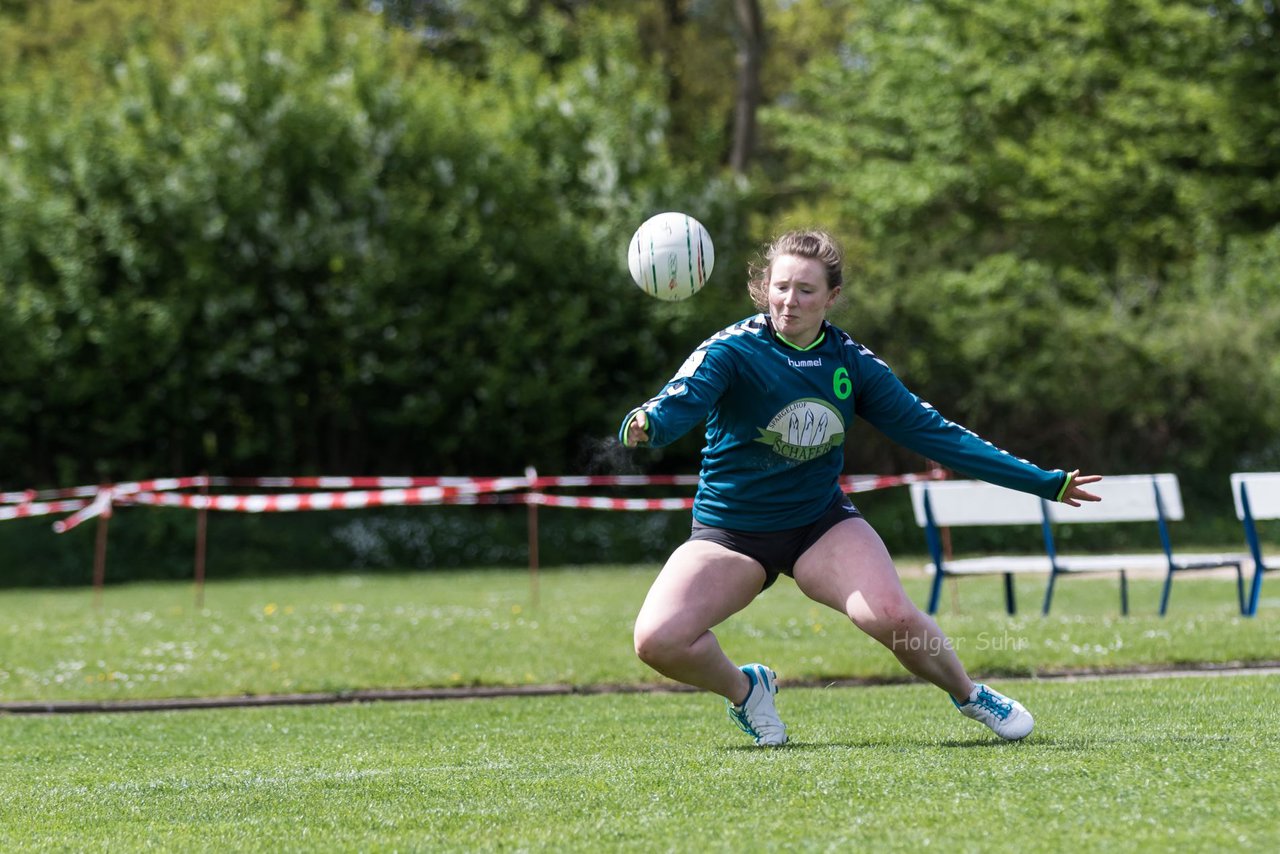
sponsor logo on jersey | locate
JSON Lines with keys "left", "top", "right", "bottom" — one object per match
{"left": 755, "top": 398, "right": 845, "bottom": 462}
{"left": 787, "top": 357, "right": 822, "bottom": 368}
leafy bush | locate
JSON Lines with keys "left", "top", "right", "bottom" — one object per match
{"left": 0, "top": 1, "right": 746, "bottom": 489}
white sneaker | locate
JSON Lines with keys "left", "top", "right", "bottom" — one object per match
{"left": 953, "top": 683, "right": 1034, "bottom": 741}
{"left": 726, "top": 663, "right": 788, "bottom": 746}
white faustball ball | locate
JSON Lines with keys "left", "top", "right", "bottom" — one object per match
{"left": 627, "top": 212, "right": 715, "bottom": 301}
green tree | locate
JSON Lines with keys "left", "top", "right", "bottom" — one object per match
{"left": 766, "top": 0, "right": 1280, "bottom": 483}
{"left": 0, "top": 1, "right": 744, "bottom": 485}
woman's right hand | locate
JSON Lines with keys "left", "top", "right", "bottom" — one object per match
{"left": 626, "top": 410, "right": 650, "bottom": 446}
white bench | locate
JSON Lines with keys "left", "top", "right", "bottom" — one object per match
{"left": 908, "top": 480, "right": 1051, "bottom": 616}
{"left": 1043, "top": 474, "right": 1246, "bottom": 616}
{"left": 1230, "top": 472, "right": 1280, "bottom": 616}
{"left": 910, "top": 474, "right": 1248, "bottom": 616}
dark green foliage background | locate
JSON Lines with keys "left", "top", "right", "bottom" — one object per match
{"left": 2, "top": 1, "right": 1279, "bottom": 581}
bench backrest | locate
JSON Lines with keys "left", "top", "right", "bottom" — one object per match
{"left": 910, "top": 474, "right": 1183, "bottom": 529}
{"left": 1231, "top": 472, "right": 1280, "bottom": 521}
{"left": 909, "top": 480, "right": 1043, "bottom": 527}
{"left": 1044, "top": 473, "right": 1183, "bottom": 524}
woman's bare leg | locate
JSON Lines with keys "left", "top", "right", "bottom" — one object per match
{"left": 792, "top": 517, "right": 974, "bottom": 701}
{"left": 633, "top": 540, "right": 768, "bottom": 704}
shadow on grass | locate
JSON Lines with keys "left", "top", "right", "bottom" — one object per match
{"left": 719, "top": 737, "right": 1034, "bottom": 752}
{"left": 850, "top": 734, "right": 1228, "bottom": 750}
{"left": 716, "top": 731, "right": 1170, "bottom": 751}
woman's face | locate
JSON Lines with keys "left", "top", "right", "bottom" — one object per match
{"left": 767, "top": 254, "right": 839, "bottom": 347}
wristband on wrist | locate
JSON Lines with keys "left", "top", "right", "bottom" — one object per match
{"left": 1055, "top": 472, "right": 1074, "bottom": 502}
{"left": 620, "top": 409, "right": 645, "bottom": 447}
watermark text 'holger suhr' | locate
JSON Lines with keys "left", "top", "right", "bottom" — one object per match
{"left": 891, "top": 632, "right": 1030, "bottom": 655}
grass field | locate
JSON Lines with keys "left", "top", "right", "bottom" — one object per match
{"left": 0, "top": 566, "right": 1276, "bottom": 703}
{"left": 2, "top": 566, "right": 1278, "bottom": 851}
{"left": 2, "top": 676, "right": 1276, "bottom": 851}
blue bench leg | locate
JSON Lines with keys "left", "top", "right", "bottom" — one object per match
{"left": 1003, "top": 573, "right": 1016, "bottom": 615}
{"left": 927, "top": 569, "right": 945, "bottom": 615}
{"left": 1120, "top": 570, "right": 1129, "bottom": 616}
{"left": 1247, "top": 565, "right": 1264, "bottom": 617}
{"left": 1234, "top": 564, "right": 1246, "bottom": 615}
{"left": 1041, "top": 570, "right": 1057, "bottom": 616}
{"left": 1159, "top": 568, "right": 1174, "bottom": 616}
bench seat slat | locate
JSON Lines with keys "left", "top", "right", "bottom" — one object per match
{"left": 923, "top": 556, "right": 1052, "bottom": 575}
{"left": 924, "top": 552, "right": 1247, "bottom": 577}
{"left": 1054, "top": 553, "right": 1246, "bottom": 573}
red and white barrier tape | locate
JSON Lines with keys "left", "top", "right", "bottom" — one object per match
{"left": 839, "top": 471, "right": 947, "bottom": 493}
{"left": 3, "top": 476, "right": 216, "bottom": 505}
{"left": 526, "top": 471, "right": 947, "bottom": 512}
{"left": 215, "top": 476, "right": 526, "bottom": 490}
{"left": 46, "top": 476, "right": 532, "bottom": 532}
{"left": 51, "top": 490, "right": 115, "bottom": 533}
{"left": 528, "top": 475, "right": 700, "bottom": 489}
{"left": 5, "top": 474, "right": 714, "bottom": 505}
{"left": 119, "top": 476, "right": 530, "bottom": 512}
{"left": 208, "top": 475, "right": 704, "bottom": 490}
{"left": 112, "top": 476, "right": 217, "bottom": 495}
{"left": 527, "top": 494, "right": 694, "bottom": 511}
{"left": 0, "top": 498, "right": 92, "bottom": 521}
{"left": 22, "top": 469, "right": 947, "bottom": 530}
{"left": 121, "top": 486, "right": 460, "bottom": 513}
{"left": 4, "top": 475, "right": 526, "bottom": 504}
{"left": 2, "top": 485, "right": 98, "bottom": 504}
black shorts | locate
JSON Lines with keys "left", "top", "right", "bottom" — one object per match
{"left": 687, "top": 497, "right": 863, "bottom": 590}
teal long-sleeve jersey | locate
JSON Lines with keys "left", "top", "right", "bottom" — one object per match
{"left": 619, "top": 314, "right": 1069, "bottom": 532}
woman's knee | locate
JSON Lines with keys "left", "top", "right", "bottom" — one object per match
{"left": 633, "top": 620, "right": 687, "bottom": 667}
{"left": 850, "top": 596, "right": 923, "bottom": 642}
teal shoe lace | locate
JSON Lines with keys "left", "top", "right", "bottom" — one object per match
{"left": 967, "top": 686, "right": 1013, "bottom": 720}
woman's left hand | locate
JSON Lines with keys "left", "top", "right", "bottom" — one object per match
{"left": 1060, "top": 470, "right": 1103, "bottom": 507}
